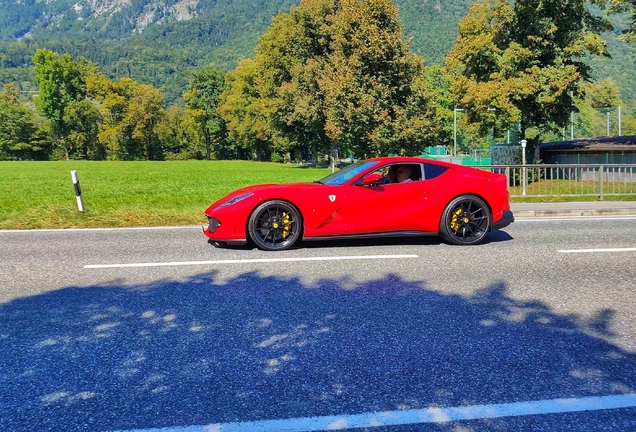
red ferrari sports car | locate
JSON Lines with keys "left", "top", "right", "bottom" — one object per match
{"left": 203, "top": 156, "right": 514, "bottom": 251}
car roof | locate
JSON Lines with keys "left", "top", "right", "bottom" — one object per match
{"left": 367, "top": 156, "right": 457, "bottom": 169}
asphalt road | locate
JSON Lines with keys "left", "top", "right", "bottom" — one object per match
{"left": 1, "top": 217, "right": 636, "bottom": 431}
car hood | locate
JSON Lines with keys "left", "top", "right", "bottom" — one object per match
{"left": 232, "top": 182, "right": 324, "bottom": 195}
{"left": 209, "top": 182, "right": 325, "bottom": 210}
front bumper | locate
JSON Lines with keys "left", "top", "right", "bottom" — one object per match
{"left": 206, "top": 216, "right": 221, "bottom": 234}
{"left": 492, "top": 210, "right": 514, "bottom": 230}
{"left": 202, "top": 215, "right": 247, "bottom": 245}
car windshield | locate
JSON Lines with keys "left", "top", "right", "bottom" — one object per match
{"left": 316, "top": 161, "right": 379, "bottom": 185}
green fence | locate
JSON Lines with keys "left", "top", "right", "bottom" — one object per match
{"left": 461, "top": 157, "right": 492, "bottom": 166}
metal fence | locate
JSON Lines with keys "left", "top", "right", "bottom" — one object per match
{"left": 478, "top": 164, "right": 636, "bottom": 199}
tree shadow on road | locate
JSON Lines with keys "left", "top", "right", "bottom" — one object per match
{"left": 1, "top": 272, "right": 634, "bottom": 431}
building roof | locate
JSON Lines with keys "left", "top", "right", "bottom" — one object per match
{"left": 540, "top": 135, "right": 636, "bottom": 152}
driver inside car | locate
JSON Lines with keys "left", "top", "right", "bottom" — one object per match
{"left": 396, "top": 165, "right": 412, "bottom": 183}
{"left": 382, "top": 165, "right": 398, "bottom": 184}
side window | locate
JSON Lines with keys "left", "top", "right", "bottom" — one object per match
{"left": 423, "top": 163, "right": 448, "bottom": 180}
{"left": 360, "top": 164, "right": 432, "bottom": 185}
{"left": 395, "top": 164, "right": 422, "bottom": 182}
{"left": 360, "top": 166, "right": 391, "bottom": 186}
{"left": 360, "top": 164, "right": 424, "bottom": 185}
{"left": 408, "top": 164, "right": 422, "bottom": 181}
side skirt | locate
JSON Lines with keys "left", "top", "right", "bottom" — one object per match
{"left": 304, "top": 231, "right": 436, "bottom": 242}
{"left": 207, "top": 239, "right": 248, "bottom": 246}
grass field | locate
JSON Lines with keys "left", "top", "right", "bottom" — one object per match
{"left": 1, "top": 161, "right": 634, "bottom": 230}
{"left": 0, "top": 161, "right": 332, "bottom": 229}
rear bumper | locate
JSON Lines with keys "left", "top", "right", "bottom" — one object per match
{"left": 492, "top": 210, "right": 514, "bottom": 230}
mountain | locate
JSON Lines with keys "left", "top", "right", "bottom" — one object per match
{"left": 0, "top": 0, "right": 254, "bottom": 39}
{"left": 1, "top": 0, "right": 634, "bottom": 107}
{"left": 0, "top": 0, "right": 299, "bottom": 101}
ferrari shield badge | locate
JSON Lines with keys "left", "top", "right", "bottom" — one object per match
{"left": 329, "top": 195, "right": 336, "bottom": 202}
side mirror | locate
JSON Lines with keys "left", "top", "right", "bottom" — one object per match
{"left": 361, "top": 173, "right": 383, "bottom": 186}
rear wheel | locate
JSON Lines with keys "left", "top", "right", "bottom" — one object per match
{"left": 248, "top": 200, "right": 302, "bottom": 251}
{"left": 439, "top": 195, "right": 491, "bottom": 245}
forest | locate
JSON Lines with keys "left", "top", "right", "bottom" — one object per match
{"left": 1, "top": 0, "right": 635, "bottom": 162}
{"left": 2, "top": 0, "right": 636, "bottom": 104}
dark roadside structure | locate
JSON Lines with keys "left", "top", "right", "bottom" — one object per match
{"left": 540, "top": 135, "right": 636, "bottom": 164}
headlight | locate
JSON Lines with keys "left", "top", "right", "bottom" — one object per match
{"left": 217, "top": 192, "right": 254, "bottom": 209}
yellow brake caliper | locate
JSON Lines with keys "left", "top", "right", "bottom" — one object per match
{"left": 450, "top": 207, "right": 462, "bottom": 233}
{"left": 281, "top": 212, "right": 291, "bottom": 238}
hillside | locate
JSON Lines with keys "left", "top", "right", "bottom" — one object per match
{"left": 0, "top": 0, "right": 634, "bottom": 106}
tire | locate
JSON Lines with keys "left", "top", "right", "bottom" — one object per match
{"left": 247, "top": 200, "right": 302, "bottom": 251}
{"left": 439, "top": 195, "right": 491, "bottom": 245}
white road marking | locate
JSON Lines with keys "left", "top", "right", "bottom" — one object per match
{"left": 112, "top": 393, "right": 636, "bottom": 432}
{"left": 84, "top": 254, "right": 419, "bottom": 269}
{"left": 516, "top": 216, "right": 636, "bottom": 222}
{"left": 558, "top": 248, "right": 636, "bottom": 254}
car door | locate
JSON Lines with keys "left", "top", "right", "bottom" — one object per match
{"left": 342, "top": 171, "right": 433, "bottom": 235}
{"left": 300, "top": 185, "right": 349, "bottom": 237}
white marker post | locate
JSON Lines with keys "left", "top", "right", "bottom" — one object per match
{"left": 520, "top": 139, "right": 527, "bottom": 196}
{"left": 70, "top": 170, "right": 85, "bottom": 212}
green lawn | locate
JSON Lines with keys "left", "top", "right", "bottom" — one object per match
{"left": 510, "top": 179, "right": 636, "bottom": 202}
{"left": 0, "top": 161, "right": 332, "bottom": 229}
{"left": 1, "top": 161, "right": 634, "bottom": 230}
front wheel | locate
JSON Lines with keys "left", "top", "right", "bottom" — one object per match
{"left": 248, "top": 200, "right": 302, "bottom": 251}
{"left": 439, "top": 195, "right": 491, "bottom": 245}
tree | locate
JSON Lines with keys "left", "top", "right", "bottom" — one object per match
{"left": 63, "top": 99, "right": 103, "bottom": 159}
{"left": 420, "top": 65, "right": 456, "bottom": 153}
{"left": 32, "top": 49, "right": 100, "bottom": 159}
{"left": 0, "top": 84, "right": 51, "bottom": 160}
{"left": 584, "top": 78, "right": 625, "bottom": 136}
{"left": 219, "top": 0, "right": 434, "bottom": 162}
{"left": 88, "top": 74, "right": 132, "bottom": 160}
{"left": 445, "top": 0, "right": 613, "bottom": 153}
{"left": 319, "top": 0, "right": 434, "bottom": 158}
{"left": 586, "top": 77, "right": 623, "bottom": 108}
{"left": 183, "top": 65, "right": 230, "bottom": 160}
{"left": 627, "top": 101, "right": 636, "bottom": 134}
{"left": 88, "top": 75, "right": 165, "bottom": 160}
{"left": 608, "top": 0, "right": 636, "bottom": 42}
{"left": 219, "top": 58, "right": 275, "bottom": 161}
{"left": 158, "top": 104, "right": 204, "bottom": 160}
{"left": 126, "top": 83, "right": 165, "bottom": 160}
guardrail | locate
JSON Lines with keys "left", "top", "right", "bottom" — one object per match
{"left": 476, "top": 164, "right": 636, "bottom": 199}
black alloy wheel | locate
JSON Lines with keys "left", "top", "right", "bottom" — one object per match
{"left": 439, "top": 195, "right": 491, "bottom": 245}
{"left": 248, "top": 200, "right": 302, "bottom": 251}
